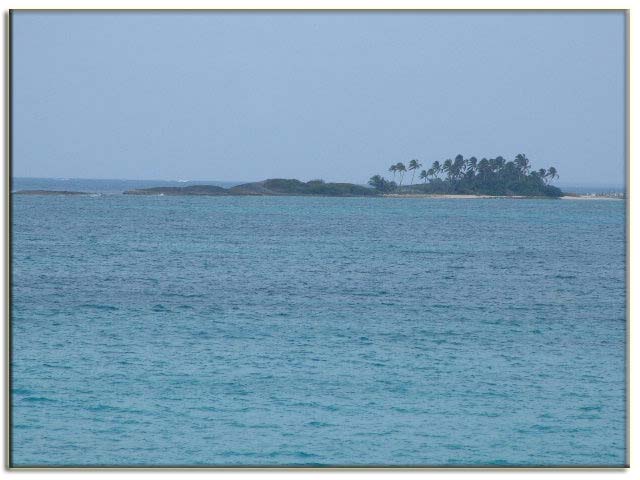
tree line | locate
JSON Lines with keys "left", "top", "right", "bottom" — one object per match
{"left": 368, "top": 154, "right": 562, "bottom": 197}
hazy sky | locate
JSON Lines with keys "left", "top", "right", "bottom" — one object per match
{"left": 13, "top": 11, "right": 625, "bottom": 186}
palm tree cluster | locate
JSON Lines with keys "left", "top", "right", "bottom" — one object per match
{"left": 370, "top": 154, "right": 561, "bottom": 197}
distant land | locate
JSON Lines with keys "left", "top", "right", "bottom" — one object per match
{"left": 12, "top": 179, "right": 624, "bottom": 199}
{"left": 369, "top": 154, "right": 564, "bottom": 197}
{"left": 10, "top": 153, "right": 626, "bottom": 199}
{"left": 124, "top": 179, "right": 377, "bottom": 197}
{"left": 14, "top": 190, "right": 91, "bottom": 196}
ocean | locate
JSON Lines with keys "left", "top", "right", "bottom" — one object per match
{"left": 10, "top": 179, "right": 627, "bottom": 466}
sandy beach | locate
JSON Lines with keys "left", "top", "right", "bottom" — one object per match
{"left": 559, "top": 195, "right": 624, "bottom": 201}
{"left": 383, "top": 194, "right": 517, "bottom": 199}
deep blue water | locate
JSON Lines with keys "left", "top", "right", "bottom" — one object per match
{"left": 11, "top": 190, "right": 626, "bottom": 466}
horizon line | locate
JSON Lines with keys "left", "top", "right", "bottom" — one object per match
{"left": 11, "top": 175, "right": 626, "bottom": 188}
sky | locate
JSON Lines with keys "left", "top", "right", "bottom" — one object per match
{"left": 12, "top": 11, "right": 626, "bottom": 187}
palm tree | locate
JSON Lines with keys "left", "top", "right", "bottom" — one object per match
{"left": 466, "top": 156, "right": 478, "bottom": 174}
{"left": 395, "top": 162, "right": 407, "bottom": 187}
{"left": 368, "top": 175, "right": 384, "bottom": 188}
{"left": 408, "top": 159, "right": 423, "bottom": 185}
{"left": 427, "top": 168, "right": 435, "bottom": 181}
{"left": 452, "top": 155, "right": 465, "bottom": 181}
{"left": 442, "top": 159, "right": 454, "bottom": 181}
{"left": 388, "top": 164, "right": 398, "bottom": 181}
{"left": 514, "top": 154, "right": 530, "bottom": 176}
{"left": 488, "top": 158, "right": 498, "bottom": 174}
{"left": 419, "top": 169, "right": 428, "bottom": 183}
{"left": 502, "top": 161, "right": 520, "bottom": 182}
{"left": 547, "top": 167, "right": 558, "bottom": 183}
{"left": 368, "top": 175, "right": 386, "bottom": 192}
{"left": 477, "top": 158, "right": 490, "bottom": 181}
{"left": 538, "top": 168, "right": 547, "bottom": 184}
{"left": 431, "top": 161, "right": 441, "bottom": 178}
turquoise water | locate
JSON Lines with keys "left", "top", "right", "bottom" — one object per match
{"left": 11, "top": 193, "right": 626, "bottom": 466}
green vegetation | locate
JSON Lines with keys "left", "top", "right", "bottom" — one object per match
{"left": 124, "top": 185, "right": 228, "bottom": 195}
{"left": 124, "top": 154, "right": 562, "bottom": 198}
{"left": 14, "top": 190, "right": 91, "bottom": 195}
{"left": 231, "top": 178, "right": 377, "bottom": 196}
{"left": 408, "top": 159, "right": 423, "bottom": 185}
{"left": 370, "top": 154, "right": 562, "bottom": 197}
{"left": 125, "top": 178, "right": 377, "bottom": 196}
{"left": 367, "top": 175, "right": 397, "bottom": 193}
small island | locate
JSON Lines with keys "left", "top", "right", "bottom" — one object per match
{"left": 124, "top": 179, "right": 377, "bottom": 197}
{"left": 124, "top": 184, "right": 229, "bottom": 196}
{"left": 13, "top": 190, "right": 92, "bottom": 196}
{"left": 124, "top": 154, "right": 563, "bottom": 198}
{"left": 369, "top": 154, "right": 562, "bottom": 197}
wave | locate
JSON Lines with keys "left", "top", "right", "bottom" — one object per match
{"left": 21, "top": 396, "right": 57, "bottom": 403}
{"left": 79, "top": 304, "right": 119, "bottom": 311}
